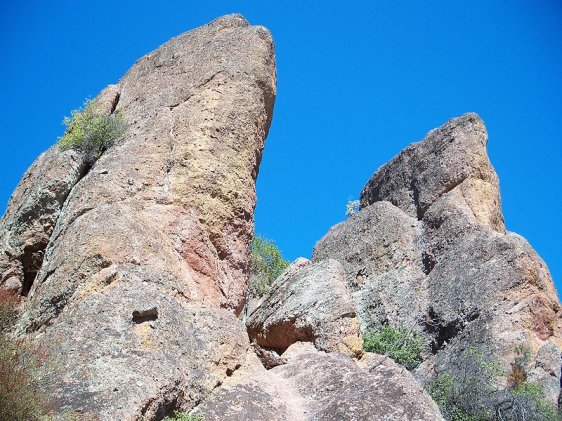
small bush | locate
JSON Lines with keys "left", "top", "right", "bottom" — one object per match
{"left": 58, "top": 98, "right": 125, "bottom": 164}
{"left": 346, "top": 200, "right": 360, "bottom": 217}
{"left": 363, "top": 324, "right": 423, "bottom": 370}
{"left": 163, "top": 411, "right": 204, "bottom": 421}
{"left": 0, "top": 291, "right": 51, "bottom": 420}
{"left": 428, "top": 346, "right": 561, "bottom": 421}
{"left": 249, "top": 236, "right": 289, "bottom": 298}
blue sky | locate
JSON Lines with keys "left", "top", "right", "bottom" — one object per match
{"left": 1, "top": 1, "right": 560, "bottom": 290}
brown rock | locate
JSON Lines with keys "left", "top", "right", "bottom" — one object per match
{"left": 7, "top": 14, "right": 275, "bottom": 418}
{"left": 247, "top": 258, "right": 362, "bottom": 354}
{"left": 314, "top": 113, "right": 562, "bottom": 404}
{"left": 197, "top": 342, "right": 444, "bottom": 420}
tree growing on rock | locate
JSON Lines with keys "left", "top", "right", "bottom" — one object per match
{"left": 58, "top": 98, "right": 125, "bottom": 164}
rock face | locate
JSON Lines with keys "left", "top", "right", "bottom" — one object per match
{"left": 3, "top": 14, "right": 276, "bottom": 419}
{"left": 0, "top": 86, "right": 120, "bottom": 297}
{"left": 314, "top": 113, "right": 562, "bottom": 401}
{"left": 247, "top": 258, "right": 362, "bottom": 355}
{"left": 197, "top": 342, "right": 444, "bottom": 421}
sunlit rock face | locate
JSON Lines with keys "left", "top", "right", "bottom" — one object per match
{"left": 314, "top": 113, "right": 562, "bottom": 404}
{"left": 4, "top": 14, "right": 276, "bottom": 419}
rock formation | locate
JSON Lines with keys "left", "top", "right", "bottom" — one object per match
{"left": 313, "top": 113, "right": 562, "bottom": 402}
{"left": 1, "top": 13, "right": 560, "bottom": 421}
{"left": 247, "top": 258, "right": 362, "bottom": 356}
{"left": 197, "top": 342, "right": 444, "bottom": 420}
{"left": 3, "top": 14, "right": 276, "bottom": 419}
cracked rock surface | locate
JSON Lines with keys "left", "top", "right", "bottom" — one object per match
{"left": 4, "top": 14, "right": 275, "bottom": 419}
{"left": 314, "top": 113, "right": 562, "bottom": 403}
{"left": 196, "top": 342, "right": 444, "bottom": 421}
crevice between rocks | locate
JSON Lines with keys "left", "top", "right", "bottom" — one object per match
{"left": 422, "top": 306, "right": 480, "bottom": 354}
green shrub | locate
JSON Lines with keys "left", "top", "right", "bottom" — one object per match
{"left": 249, "top": 236, "right": 289, "bottom": 297}
{"left": 58, "top": 98, "right": 125, "bottom": 164}
{"left": 163, "top": 411, "right": 204, "bottom": 421}
{"left": 428, "top": 346, "right": 561, "bottom": 421}
{"left": 363, "top": 324, "right": 423, "bottom": 370}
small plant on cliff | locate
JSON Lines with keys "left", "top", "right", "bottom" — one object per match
{"left": 428, "top": 346, "right": 561, "bottom": 421}
{"left": 345, "top": 199, "right": 360, "bottom": 217}
{"left": 363, "top": 324, "right": 423, "bottom": 370}
{"left": 58, "top": 98, "right": 125, "bottom": 164}
{"left": 0, "top": 290, "right": 51, "bottom": 420}
{"left": 249, "top": 235, "right": 289, "bottom": 297}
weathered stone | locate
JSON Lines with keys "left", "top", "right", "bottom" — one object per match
{"left": 313, "top": 201, "right": 427, "bottom": 333}
{"left": 0, "top": 84, "right": 121, "bottom": 298}
{"left": 7, "top": 14, "right": 275, "bottom": 418}
{"left": 0, "top": 146, "right": 87, "bottom": 295}
{"left": 360, "top": 113, "right": 505, "bottom": 233}
{"left": 247, "top": 259, "right": 362, "bottom": 354}
{"left": 197, "top": 342, "right": 444, "bottom": 420}
{"left": 314, "top": 113, "right": 561, "bottom": 404}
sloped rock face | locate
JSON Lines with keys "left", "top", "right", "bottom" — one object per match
{"left": 197, "top": 342, "right": 444, "bottom": 421}
{"left": 2, "top": 14, "right": 276, "bottom": 419}
{"left": 247, "top": 258, "right": 362, "bottom": 355}
{"left": 314, "top": 113, "right": 562, "bottom": 401}
{"left": 0, "top": 147, "right": 86, "bottom": 295}
{"left": 0, "top": 86, "right": 119, "bottom": 297}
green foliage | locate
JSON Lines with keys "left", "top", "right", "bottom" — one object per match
{"left": 363, "top": 324, "right": 423, "bottom": 370}
{"left": 0, "top": 291, "right": 51, "bottom": 420}
{"left": 163, "top": 411, "right": 204, "bottom": 421}
{"left": 249, "top": 235, "right": 289, "bottom": 297}
{"left": 428, "top": 346, "right": 561, "bottom": 421}
{"left": 58, "top": 98, "right": 125, "bottom": 164}
{"left": 345, "top": 200, "right": 360, "bottom": 217}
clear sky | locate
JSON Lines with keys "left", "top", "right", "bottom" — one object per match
{"left": 1, "top": 1, "right": 560, "bottom": 290}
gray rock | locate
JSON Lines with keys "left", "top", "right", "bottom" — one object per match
{"left": 313, "top": 201, "right": 427, "bottom": 333}
{"left": 360, "top": 113, "right": 505, "bottom": 233}
{"left": 0, "top": 146, "right": 87, "bottom": 295}
{"left": 197, "top": 342, "right": 444, "bottom": 420}
{"left": 247, "top": 259, "right": 362, "bottom": 356}
{"left": 314, "top": 113, "right": 562, "bottom": 404}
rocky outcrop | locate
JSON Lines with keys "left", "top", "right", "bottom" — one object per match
{"left": 2, "top": 11, "right": 560, "bottom": 420}
{"left": 2, "top": 14, "right": 276, "bottom": 419}
{"left": 314, "top": 113, "right": 562, "bottom": 402}
{"left": 0, "top": 147, "right": 86, "bottom": 295}
{"left": 197, "top": 342, "right": 444, "bottom": 420}
{"left": 0, "top": 86, "right": 121, "bottom": 297}
{"left": 247, "top": 258, "right": 362, "bottom": 355}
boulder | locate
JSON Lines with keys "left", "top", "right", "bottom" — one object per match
{"left": 247, "top": 258, "right": 362, "bottom": 355}
{"left": 197, "top": 342, "right": 444, "bottom": 420}
{"left": 313, "top": 201, "right": 427, "bottom": 332}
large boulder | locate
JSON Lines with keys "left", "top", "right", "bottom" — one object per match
{"left": 314, "top": 113, "right": 562, "bottom": 401}
{"left": 197, "top": 342, "right": 444, "bottom": 421}
{"left": 247, "top": 258, "right": 362, "bottom": 355}
{"left": 4, "top": 14, "right": 276, "bottom": 419}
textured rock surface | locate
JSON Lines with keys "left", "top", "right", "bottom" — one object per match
{"left": 0, "top": 85, "right": 120, "bottom": 296}
{"left": 313, "top": 201, "right": 426, "bottom": 333}
{"left": 0, "top": 147, "right": 86, "bottom": 295}
{"left": 247, "top": 258, "right": 362, "bottom": 355}
{"left": 4, "top": 14, "right": 275, "bottom": 419}
{"left": 314, "top": 113, "right": 562, "bottom": 402}
{"left": 359, "top": 113, "right": 505, "bottom": 233}
{"left": 197, "top": 342, "right": 444, "bottom": 420}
